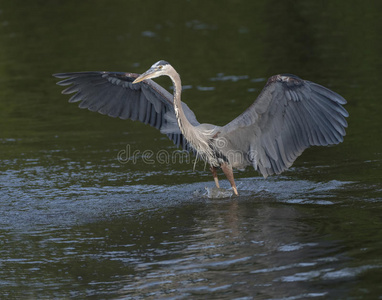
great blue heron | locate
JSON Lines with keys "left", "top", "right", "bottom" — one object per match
{"left": 54, "top": 60, "right": 348, "bottom": 195}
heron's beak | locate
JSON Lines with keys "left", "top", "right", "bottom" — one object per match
{"left": 132, "top": 68, "right": 157, "bottom": 84}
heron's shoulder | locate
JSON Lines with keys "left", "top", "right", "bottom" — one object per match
{"left": 196, "top": 123, "right": 221, "bottom": 135}
{"left": 266, "top": 74, "right": 305, "bottom": 88}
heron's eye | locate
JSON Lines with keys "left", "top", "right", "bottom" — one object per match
{"left": 158, "top": 65, "right": 163, "bottom": 69}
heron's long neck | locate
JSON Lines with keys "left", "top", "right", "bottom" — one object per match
{"left": 169, "top": 69, "right": 193, "bottom": 136}
{"left": 169, "top": 67, "right": 215, "bottom": 163}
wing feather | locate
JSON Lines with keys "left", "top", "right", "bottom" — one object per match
{"left": 220, "top": 74, "right": 348, "bottom": 177}
{"left": 53, "top": 71, "right": 200, "bottom": 151}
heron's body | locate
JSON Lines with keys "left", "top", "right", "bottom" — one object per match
{"left": 54, "top": 60, "right": 348, "bottom": 195}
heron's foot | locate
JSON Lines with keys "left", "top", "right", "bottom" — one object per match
{"left": 221, "top": 163, "right": 239, "bottom": 196}
{"left": 232, "top": 186, "right": 239, "bottom": 196}
{"left": 205, "top": 187, "right": 234, "bottom": 199}
{"left": 210, "top": 166, "right": 220, "bottom": 188}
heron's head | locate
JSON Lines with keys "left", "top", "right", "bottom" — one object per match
{"left": 133, "top": 60, "right": 171, "bottom": 83}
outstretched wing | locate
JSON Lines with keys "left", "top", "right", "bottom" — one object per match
{"left": 53, "top": 71, "right": 200, "bottom": 150}
{"left": 220, "top": 74, "right": 349, "bottom": 177}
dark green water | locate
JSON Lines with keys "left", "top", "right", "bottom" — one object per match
{"left": 1, "top": 1, "right": 382, "bottom": 299}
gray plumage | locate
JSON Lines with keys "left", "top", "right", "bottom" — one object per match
{"left": 54, "top": 60, "right": 348, "bottom": 195}
{"left": 218, "top": 74, "right": 348, "bottom": 177}
{"left": 54, "top": 70, "right": 199, "bottom": 151}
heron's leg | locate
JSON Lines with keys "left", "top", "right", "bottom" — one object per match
{"left": 221, "top": 163, "right": 239, "bottom": 196}
{"left": 210, "top": 165, "right": 220, "bottom": 188}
